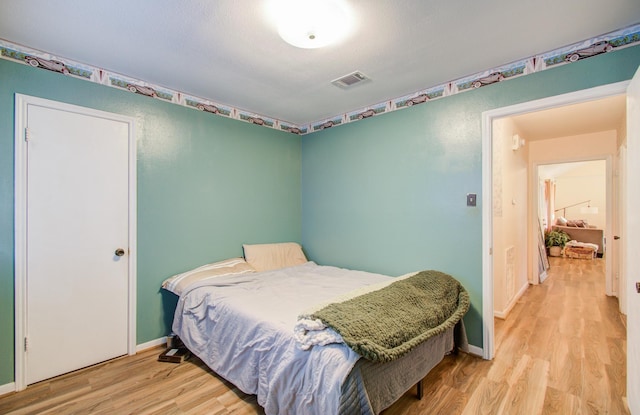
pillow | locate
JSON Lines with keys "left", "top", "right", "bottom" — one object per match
{"left": 556, "top": 216, "right": 568, "bottom": 226}
{"left": 566, "top": 219, "right": 588, "bottom": 228}
{"left": 162, "top": 257, "right": 256, "bottom": 296}
{"left": 243, "top": 242, "right": 308, "bottom": 272}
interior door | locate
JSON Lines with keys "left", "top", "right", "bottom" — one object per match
{"left": 23, "top": 99, "right": 131, "bottom": 385}
{"left": 626, "top": 66, "right": 640, "bottom": 414}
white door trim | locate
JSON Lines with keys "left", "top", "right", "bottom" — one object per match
{"left": 625, "top": 66, "right": 640, "bottom": 415}
{"left": 14, "top": 94, "right": 137, "bottom": 391}
{"left": 481, "top": 81, "right": 629, "bottom": 360}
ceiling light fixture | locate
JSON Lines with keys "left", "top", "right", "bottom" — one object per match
{"left": 267, "top": 0, "right": 354, "bottom": 49}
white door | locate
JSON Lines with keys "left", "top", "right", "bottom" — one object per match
{"left": 626, "top": 67, "right": 640, "bottom": 414}
{"left": 15, "top": 95, "right": 135, "bottom": 386}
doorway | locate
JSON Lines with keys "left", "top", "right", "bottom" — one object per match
{"left": 482, "top": 81, "right": 629, "bottom": 360}
{"left": 14, "top": 94, "right": 137, "bottom": 390}
{"left": 538, "top": 159, "right": 607, "bottom": 258}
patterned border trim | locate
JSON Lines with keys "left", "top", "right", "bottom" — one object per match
{"left": 309, "top": 24, "right": 640, "bottom": 132}
{"left": 1, "top": 23, "right": 639, "bottom": 135}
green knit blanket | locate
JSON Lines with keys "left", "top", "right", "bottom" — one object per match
{"left": 310, "top": 270, "right": 470, "bottom": 363}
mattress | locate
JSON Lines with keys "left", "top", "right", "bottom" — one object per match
{"left": 172, "top": 262, "right": 464, "bottom": 414}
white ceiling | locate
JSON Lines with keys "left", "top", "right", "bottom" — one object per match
{"left": 510, "top": 94, "right": 627, "bottom": 141}
{"left": 538, "top": 160, "right": 606, "bottom": 180}
{"left": 1, "top": 0, "right": 639, "bottom": 126}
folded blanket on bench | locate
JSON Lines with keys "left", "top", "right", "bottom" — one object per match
{"left": 294, "top": 270, "right": 469, "bottom": 363}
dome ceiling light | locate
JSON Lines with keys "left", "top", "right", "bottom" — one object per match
{"left": 267, "top": 0, "right": 354, "bottom": 49}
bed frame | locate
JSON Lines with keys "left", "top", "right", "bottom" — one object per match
{"left": 340, "top": 321, "right": 466, "bottom": 413}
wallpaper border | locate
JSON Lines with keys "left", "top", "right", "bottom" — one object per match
{"left": 1, "top": 24, "right": 639, "bottom": 135}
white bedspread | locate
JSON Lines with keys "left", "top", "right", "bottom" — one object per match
{"left": 172, "top": 262, "right": 392, "bottom": 415}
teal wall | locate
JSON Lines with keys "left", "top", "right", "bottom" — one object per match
{"left": 301, "top": 44, "right": 640, "bottom": 348}
{"left": 0, "top": 58, "right": 302, "bottom": 386}
{"left": 2, "top": 44, "right": 639, "bottom": 387}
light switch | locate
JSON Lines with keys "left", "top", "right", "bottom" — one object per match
{"left": 467, "top": 193, "right": 477, "bottom": 207}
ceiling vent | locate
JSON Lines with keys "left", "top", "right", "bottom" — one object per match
{"left": 331, "top": 71, "right": 369, "bottom": 88}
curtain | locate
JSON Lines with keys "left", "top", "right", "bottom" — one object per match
{"left": 543, "top": 179, "right": 556, "bottom": 231}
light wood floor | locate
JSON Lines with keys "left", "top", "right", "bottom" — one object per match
{"left": 0, "top": 257, "right": 628, "bottom": 414}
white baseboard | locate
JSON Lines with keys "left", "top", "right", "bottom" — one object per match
{"left": 136, "top": 336, "right": 167, "bottom": 352}
{"left": 467, "top": 344, "right": 483, "bottom": 357}
{"left": 494, "top": 282, "right": 529, "bottom": 320}
{"left": 494, "top": 310, "right": 507, "bottom": 319}
{"left": 0, "top": 382, "right": 15, "bottom": 396}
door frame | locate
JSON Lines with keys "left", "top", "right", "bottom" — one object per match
{"left": 532, "top": 156, "right": 613, "bottom": 289}
{"left": 14, "top": 94, "right": 137, "bottom": 391}
{"left": 481, "top": 80, "right": 629, "bottom": 359}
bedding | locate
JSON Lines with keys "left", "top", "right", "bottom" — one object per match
{"left": 161, "top": 257, "right": 256, "bottom": 296}
{"left": 171, "top": 262, "right": 468, "bottom": 414}
{"left": 243, "top": 242, "right": 308, "bottom": 271}
{"left": 300, "top": 270, "right": 469, "bottom": 363}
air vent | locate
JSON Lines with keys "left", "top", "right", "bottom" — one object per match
{"left": 331, "top": 71, "right": 370, "bottom": 88}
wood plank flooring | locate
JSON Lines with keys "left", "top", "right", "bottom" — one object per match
{"left": 383, "top": 257, "right": 628, "bottom": 415}
{"left": 0, "top": 257, "right": 628, "bottom": 414}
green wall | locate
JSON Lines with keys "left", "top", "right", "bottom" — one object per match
{"left": 301, "top": 44, "right": 640, "bottom": 348}
{"left": 2, "top": 44, "right": 640, "bottom": 388}
{"left": 0, "top": 58, "right": 302, "bottom": 386}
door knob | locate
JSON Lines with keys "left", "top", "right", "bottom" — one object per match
{"left": 115, "top": 248, "right": 125, "bottom": 257}
{"left": 614, "top": 235, "right": 621, "bottom": 240}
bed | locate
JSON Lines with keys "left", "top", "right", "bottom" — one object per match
{"left": 163, "top": 243, "right": 469, "bottom": 414}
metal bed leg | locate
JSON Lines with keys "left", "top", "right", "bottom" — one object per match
{"left": 416, "top": 379, "right": 424, "bottom": 400}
